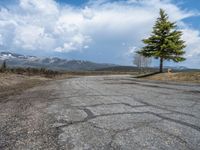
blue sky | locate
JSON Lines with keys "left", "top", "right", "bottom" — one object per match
{"left": 0, "top": 0, "right": 200, "bottom": 68}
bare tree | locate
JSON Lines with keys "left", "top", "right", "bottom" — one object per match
{"left": 133, "top": 53, "right": 151, "bottom": 73}
{"left": 142, "top": 55, "right": 152, "bottom": 68}
{"left": 133, "top": 53, "right": 142, "bottom": 68}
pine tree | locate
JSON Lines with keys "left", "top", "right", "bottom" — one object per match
{"left": 137, "top": 9, "right": 186, "bottom": 73}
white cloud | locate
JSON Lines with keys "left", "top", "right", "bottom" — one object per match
{"left": 54, "top": 34, "right": 91, "bottom": 52}
{"left": 14, "top": 25, "right": 44, "bottom": 49}
{"left": 0, "top": 34, "right": 3, "bottom": 45}
{"left": 126, "top": 46, "right": 137, "bottom": 56}
{"left": 179, "top": 28, "right": 200, "bottom": 68}
{"left": 20, "top": 0, "right": 59, "bottom": 15}
{"left": 0, "top": 0, "right": 199, "bottom": 68}
{"left": 182, "top": 29, "right": 200, "bottom": 57}
{"left": 82, "top": 7, "right": 95, "bottom": 19}
{"left": 13, "top": 24, "right": 56, "bottom": 51}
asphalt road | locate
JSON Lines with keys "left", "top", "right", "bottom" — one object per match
{"left": 0, "top": 75, "right": 200, "bottom": 150}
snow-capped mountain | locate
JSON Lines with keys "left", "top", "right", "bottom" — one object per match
{"left": 0, "top": 52, "right": 115, "bottom": 71}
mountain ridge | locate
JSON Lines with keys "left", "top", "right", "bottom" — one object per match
{"left": 0, "top": 51, "right": 116, "bottom": 71}
{"left": 0, "top": 51, "right": 196, "bottom": 72}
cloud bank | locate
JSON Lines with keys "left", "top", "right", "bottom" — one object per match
{"left": 0, "top": 0, "right": 199, "bottom": 68}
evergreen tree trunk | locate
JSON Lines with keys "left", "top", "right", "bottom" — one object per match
{"left": 159, "top": 57, "right": 163, "bottom": 73}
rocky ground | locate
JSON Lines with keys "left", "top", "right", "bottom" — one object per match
{"left": 0, "top": 75, "right": 200, "bottom": 150}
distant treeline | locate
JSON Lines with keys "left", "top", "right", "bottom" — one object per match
{"left": 95, "top": 66, "right": 160, "bottom": 73}
{"left": 0, "top": 61, "right": 61, "bottom": 78}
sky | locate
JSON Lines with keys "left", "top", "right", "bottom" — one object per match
{"left": 0, "top": 0, "right": 200, "bottom": 68}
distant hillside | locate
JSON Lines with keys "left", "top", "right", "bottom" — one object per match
{"left": 0, "top": 52, "right": 115, "bottom": 71}
{"left": 96, "top": 66, "right": 200, "bottom": 72}
{"left": 96, "top": 66, "right": 159, "bottom": 72}
{"left": 0, "top": 52, "right": 198, "bottom": 72}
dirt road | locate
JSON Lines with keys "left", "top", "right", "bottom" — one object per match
{"left": 0, "top": 75, "right": 200, "bottom": 150}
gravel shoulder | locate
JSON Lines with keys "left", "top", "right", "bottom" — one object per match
{"left": 0, "top": 75, "right": 200, "bottom": 150}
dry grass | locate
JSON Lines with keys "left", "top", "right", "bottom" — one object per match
{"left": 145, "top": 72, "right": 200, "bottom": 83}
{"left": 0, "top": 72, "right": 78, "bottom": 100}
{"left": 0, "top": 73, "right": 49, "bottom": 86}
{"left": 0, "top": 73, "right": 50, "bottom": 100}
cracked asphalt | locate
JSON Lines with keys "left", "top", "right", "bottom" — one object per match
{"left": 0, "top": 75, "right": 200, "bottom": 150}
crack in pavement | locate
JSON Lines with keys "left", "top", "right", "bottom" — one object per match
{"left": 1, "top": 75, "right": 200, "bottom": 149}
{"left": 55, "top": 107, "right": 200, "bottom": 133}
{"left": 104, "top": 80, "right": 200, "bottom": 94}
{"left": 75, "top": 103, "right": 147, "bottom": 109}
{"left": 149, "top": 126, "right": 190, "bottom": 149}
{"left": 89, "top": 119, "right": 164, "bottom": 149}
{"left": 55, "top": 90, "right": 198, "bottom": 119}
{"left": 130, "top": 97, "right": 199, "bottom": 118}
